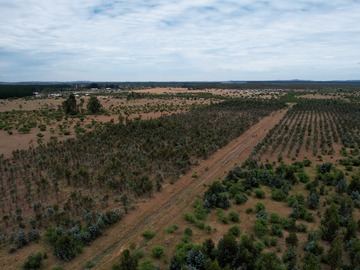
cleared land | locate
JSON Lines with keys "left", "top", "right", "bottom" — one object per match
{"left": 1, "top": 87, "right": 359, "bottom": 270}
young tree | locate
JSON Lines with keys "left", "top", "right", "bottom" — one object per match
{"left": 327, "top": 234, "right": 343, "bottom": 270}
{"left": 87, "top": 96, "right": 102, "bottom": 114}
{"left": 112, "top": 249, "right": 138, "bottom": 270}
{"left": 321, "top": 203, "right": 340, "bottom": 242}
{"left": 217, "top": 233, "right": 239, "bottom": 269}
{"left": 62, "top": 94, "right": 78, "bottom": 115}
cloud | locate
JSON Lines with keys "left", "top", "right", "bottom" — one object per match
{"left": 0, "top": 0, "right": 359, "bottom": 81}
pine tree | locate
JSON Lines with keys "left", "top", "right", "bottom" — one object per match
{"left": 87, "top": 96, "right": 102, "bottom": 114}
{"left": 327, "top": 234, "right": 342, "bottom": 269}
{"left": 321, "top": 203, "right": 340, "bottom": 242}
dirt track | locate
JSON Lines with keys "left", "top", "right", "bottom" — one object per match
{"left": 62, "top": 107, "right": 288, "bottom": 270}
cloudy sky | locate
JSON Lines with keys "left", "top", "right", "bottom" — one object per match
{"left": 0, "top": 0, "right": 359, "bottom": 82}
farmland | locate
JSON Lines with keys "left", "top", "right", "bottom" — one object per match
{"left": 0, "top": 84, "right": 359, "bottom": 270}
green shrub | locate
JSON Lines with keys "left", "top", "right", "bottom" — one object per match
{"left": 142, "top": 230, "right": 155, "bottom": 240}
{"left": 298, "top": 171, "right": 310, "bottom": 183}
{"left": 85, "top": 260, "right": 96, "bottom": 269}
{"left": 234, "top": 194, "right": 248, "bottom": 205}
{"left": 269, "top": 213, "right": 281, "bottom": 224}
{"left": 229, "top": 211, "right": 240, "bottom": 222}
{"left": 184, "top": 227, "right": 193, "bottom": 236}
{"left": 151, "top": 246, "right": 165, "bottom": 259}
{"left": 255, "top": 189, "right": 266, "bottom": 199}
{"left": 271, "top": 189, "right": 287, "bottom": 201}
{"left": 166, "top": 225, "right": 179, "bottom": 234}
{"left": 254, "top": 218, "right": 269, "bottom": 238}
{"left": 255, "top": 202, "right": 266, "bottom": 213}
{"left": 184, "top": 213, "right": 196, "bottom": 223}
{"left": 271, "top": 224, "right": 283, "bottom": 238}
{"left": 228, "top": 225, "right": 241, "bottom": 236}
{"left": 194, "top": 203, "right": 207, "bottom": 220}
{"left": 303, "top": 159, "right": 312, "bottom": 167}
{"left": 22, "top": 252, "right": 47, "bottom": 270}
{"left": 52, "top": 266, "right": 64, "bottom": 270}
{"left": 139, "top": 260, "right": 158, "bottom": 270}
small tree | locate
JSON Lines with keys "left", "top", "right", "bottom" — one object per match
{"left": 87, "top": 96, "right": 102, "bottom": 114}
{"left": 286, "top": 232, "right": 298, "bottom": 247}
{"left": 62, "top": 94, "right": 78, "bottom": 115}
{"left": 22, "top": 252, "right": 46, "bottom": 270}
{"left": 307, "top": 193, "right": 319, "bottom": 209}
{"left": 217, "top": 233, "right": 239, "bottom": 268}
{"left": 321, "top": 204, "right": 340, "bottom": 242}
{"left": 112, "top": 249, "right": 138, "bottom": 270}
{"left": 327, "top": 234, "right": 343, "bottom": 269}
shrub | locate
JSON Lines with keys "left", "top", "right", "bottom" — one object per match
{"left": 142, "top": 230, "right": 155, "bottom": 240}
{"left": 271, "top": 224, "right": 283, "bottom": 238}
{"left": 151, "top": 246, "right": 165, "bottom": 259}
{"left": 269, "top": 213, "right": 281, "bottom": 224}
{"left": 307, "top": 193, "right": 319, "bottom": 209}
{"left": 286, "top": 232, "right": 298, "bottom": 247}
{"left": 14, "top": 230, "right": 28, "bottom": 249}
{"left": 234, "top": 194, "right": 248, "bottom": 205}
{"left": 85, "top": 260, "right": 96, "bottom": 269}
{"left": 194, "top": 203, "right": 207, "bottom": 220}
{"left": 255, "top": 202, "right": 266, "bottom": 213}
{"left": 254, "top": 218, "right": 269, "bottom": 238}
{"left": 229, "top": 211, "right": 240, "bottom": 222}
{"left": 298, "top": 171, "right": 310, "bottom": 183}
{"left": 255, "top": 189, "right": 266, "bottom": 199}
{"left": 185, "top": 227, "right": 193, "bottom": 236}
{"left": 303, "top": 159, "right": 312, "bottom": 167}
{"left": 228, "top": 225, "right": 241, "bottom": 236}
{"left": 51, "top": 266, "right": 64, "bottom": 270}
{"left": 166, "top": 224, "right": 179, "bottom": 234}
{"left": 184, "top": 213, "right": 196, "bottom": 223}
{"left": 271, "top": 189, "right": 287, "bottom": 201}
{"left": 22, "top": 252, "right": 46, "bottom": 270}
{"left": 139, "top": 260, "right": 158, "bottom": 270}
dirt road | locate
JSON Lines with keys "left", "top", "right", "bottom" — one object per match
{"left": 65, "top": 108, "right": 288, "bottom": 269}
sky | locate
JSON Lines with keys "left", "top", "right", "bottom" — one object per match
{"left": 0, "top": 0, "right": 360, "bottom": 82}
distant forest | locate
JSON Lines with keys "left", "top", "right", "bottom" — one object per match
{"left": 0, "top": 84, "right": 72, "bottom": 99}
{"left": 1, "top": 81, "right": 359, "bottom": 99}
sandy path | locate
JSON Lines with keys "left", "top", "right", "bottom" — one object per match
{"left": 62, "top": 108, "right": 288, "bottom": 270}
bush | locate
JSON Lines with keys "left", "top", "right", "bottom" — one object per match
{"left": 271, "top": 224, "right": 283, "bottom": 238}
{"left": 255, "top": 202, "right": 266, "bottom": 213}
{"left": 22, "top": 252, "right": 46, "bottom": 270}
{"left": 303, "top": 159, "right": 312, "bottom": 167}
{"left": 234, "top": 194, "right": 248, "bottom": 205}
{"left": 271, "top": 189, "right": 287, "bottom": 201}
{"left": 229, "top": 211, "right": 240, "bottom": 222}
{"left": 142, "top": 230, "right": 155, "bottom": 240}
{"left": 194, "top": 203, "right": 207, "bottom": 220}
{"left": 139, "top": 260, "right": 158, "bottom": 270}
{"left": 228, "top": 225, "right": 241, "bottom": 236}
{"left": 254, "top": 218, "right": 269, "bottom": 238}
{"left": 166, "top": 224, "right": 179, "bottom": 234}
{"left": 185, "top": 227, "right": 193, "bottom": 236}
{"left": 53, "top": 234, "right": 79, "bottom": 261}
{"left": 269, "top": 213, "right": 281, "bottom": 224}
{"left": 255, "top": 189, "right": 266, "bottom": 199}
{"left": 184, "top": 213, "right": 196, "bottom": 223}
{"left": 286, "top": 232, "right": 298, "bottom": 247}
{"left": 14, "top": 230, "right": 28, "bottom": 249}
{"left": 85, "top": 260, "right": 96, "bottom": 269}
{"left": 151, "top": 246, "right": 164, "bottom": 259}
{"left": 51, "top": 266, "right": 64, "bottom": 270}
